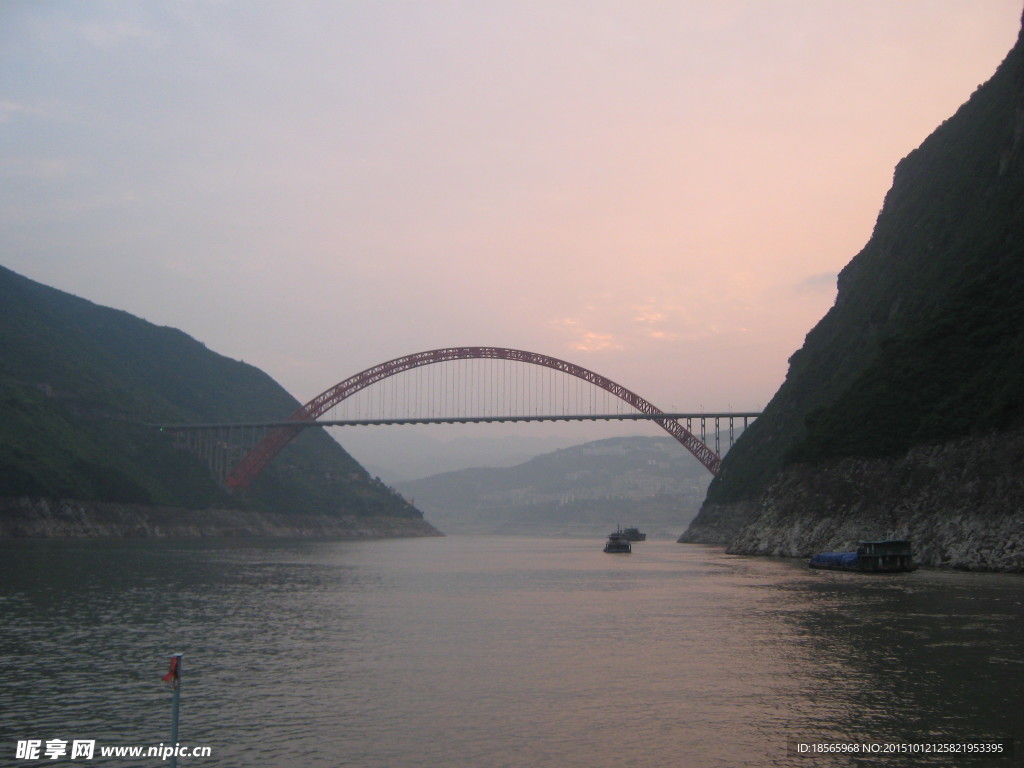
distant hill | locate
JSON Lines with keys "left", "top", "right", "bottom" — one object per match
{"left": 345, "top": 430, "right": 582, "bottom": 484}
{"left": 0, "top": 264, "right": 436, "bottom": 537}
{"left": 397, "top": 436, "right": 712, "bottom": 538}
{"left": 683, "top": 13, "right": 1024, "bottom": 571}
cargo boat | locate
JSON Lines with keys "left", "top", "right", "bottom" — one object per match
{"left": 621, "top": 527, "right": 646, "bottom": 542}
{"left": 809, "top": 540, "right": 917, "bottom": 573}
{"left": 603, "top": 529, "right": 632, "bottom": 553}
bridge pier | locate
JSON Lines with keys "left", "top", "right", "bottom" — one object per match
{"left": 164, "top": 423, "right": 274, "bottom": 485}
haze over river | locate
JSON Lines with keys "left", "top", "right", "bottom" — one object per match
{"left": 2, "top": 536, "right": 1021, "bottom": 767}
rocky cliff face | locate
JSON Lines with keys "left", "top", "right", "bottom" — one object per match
{"left": 722, "top": 429, "right": 1024, "bottom": 572}
{"left": 681, "top": 12, "right": 1024, "bottom": 571}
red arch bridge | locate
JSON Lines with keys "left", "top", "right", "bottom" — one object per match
{"left": 155, "top": 347, "right": 761, "bottom": 489}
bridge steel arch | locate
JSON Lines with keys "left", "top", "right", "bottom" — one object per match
{"left": 225, "top": 347, "right": 722, "bottom": 490}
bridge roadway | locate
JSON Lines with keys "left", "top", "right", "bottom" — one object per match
{"left": 157, "top": 412, "right": 762, "bottom": 430}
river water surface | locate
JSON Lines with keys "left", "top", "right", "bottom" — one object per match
{"left": 2, "top": 536, "right": 1022, "bottom": 767}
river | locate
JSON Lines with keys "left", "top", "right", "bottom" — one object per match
{"left": 1, "top": 536, "right": 1021, "bottom": 767}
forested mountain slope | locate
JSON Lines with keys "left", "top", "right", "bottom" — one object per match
{"left": 0, "top": 264, "right": 436, "bottom": 537}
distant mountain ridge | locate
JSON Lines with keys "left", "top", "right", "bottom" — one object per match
{"left": 0, "top": 264, "right": 437, "bottom": 537}
{"left": 398, "top": 435, "right": 711, "bottom": 537}
{"left": 682, "top": 12, "right": 1024, "bottom": 571}
{"left": 348, "top": 430, "right": 582, "bottom": 484}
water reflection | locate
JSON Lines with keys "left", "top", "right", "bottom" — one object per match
{"left": 774, "top": 568, "right": 1023, "bottom": 762}
{"left": 1, "top": 538, "right": 1021, "bottom": 768}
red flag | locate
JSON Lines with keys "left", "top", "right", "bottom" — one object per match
{"left": 162, "top": 655, "right": 180, "bottom": 687}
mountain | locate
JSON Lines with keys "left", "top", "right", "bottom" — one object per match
{"left": 397, "top": 436, "right": 712, "bottom": 537}
{"left": 682, "top": 13, "right": 1024, "bottom": 571}
{"left": 342, "top": 429, "right": 582, "bottom": 484}
{"left": 0, "top": 264, "right": 438, "bottom": 538}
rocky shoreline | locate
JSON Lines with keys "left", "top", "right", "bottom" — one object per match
{"left": 681, "top": 431, "right": 1024, "bottom": 573}
{"left": 0, "top": 497, "right": 443, "bottom": 539}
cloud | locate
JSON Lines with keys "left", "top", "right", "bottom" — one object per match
{"left": 0, "top": 100, "right": 52, "bottom": 124}
{"left": 632, "top": 308, "right": 666, "bottom": 324}
{"left": 549, "top": 317, "right": 620, "bottom": 351}
{"left": 794, "top": 272, "right": 839, "bottom": 294}
{"left": 551, "top": 292, "right": 759, "bottom": 353}
{"left": 77, "top": 20, "right": 154, "bottom": 49}
{"left": 0, "top": 156, "right": 89, "bottom": 180}
{"left": 569, "top": 331, "right": 623, "bottom": 352}
{"left": 551, "top": 317, "right": 580, "bottom": 328}
{"left": 630, "top": 302, "right": 681, "bottom": 342}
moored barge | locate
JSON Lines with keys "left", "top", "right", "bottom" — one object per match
{"left": 809, "top": 540, "right": 917, "bottom": 573}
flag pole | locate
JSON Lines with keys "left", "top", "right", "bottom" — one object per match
{"left": 163, "top": 653, "right": 183, "bottom": 768}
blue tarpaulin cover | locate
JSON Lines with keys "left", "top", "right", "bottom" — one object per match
{"left": 809, "top": 551, "right": 859, "bottom": 568}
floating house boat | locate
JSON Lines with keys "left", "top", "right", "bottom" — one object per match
{"left": 809, "top": 540, "right": 917, "bottom": 573}
{"left": 621, "top": 527, "right": 646, "bottom": 542}
{"left": 603, "top": 529, "right": 632, "bottom": 553}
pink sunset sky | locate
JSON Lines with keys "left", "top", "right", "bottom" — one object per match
{"left": 2, "top": 1, "right": 1020, "bottom": 434}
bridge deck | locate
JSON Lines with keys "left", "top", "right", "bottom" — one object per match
{"left": 156, "top": 412, "right": 762, "bottom": 430}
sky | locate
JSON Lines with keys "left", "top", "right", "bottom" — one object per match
{"left": 2, "top": 1, "right": 1022, "bottom": 473}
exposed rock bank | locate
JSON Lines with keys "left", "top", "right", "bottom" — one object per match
{"left": 0, "top": 497, "right": 443, "bottom": 539}
{"left": 682, "top": 431, "right": 1024, "bottom": 572}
